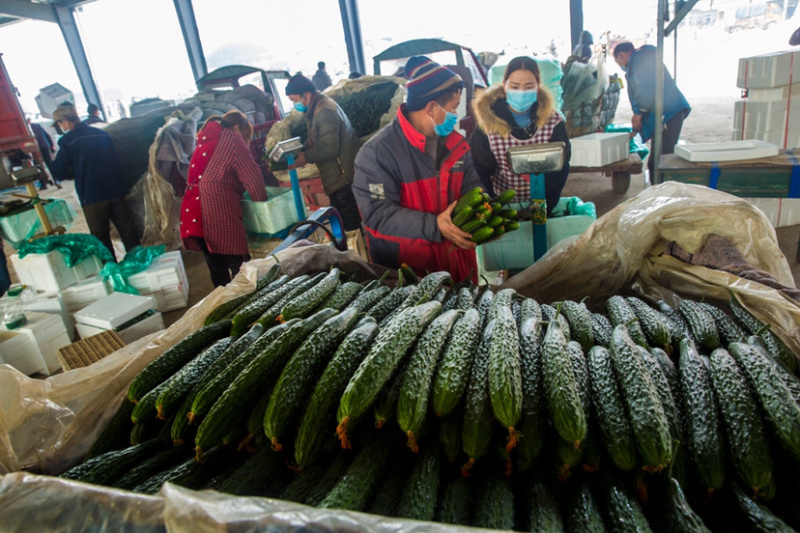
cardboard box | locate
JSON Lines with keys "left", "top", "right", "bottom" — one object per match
{"left": 569, "top": 132, "right": 629, "bottom": 167}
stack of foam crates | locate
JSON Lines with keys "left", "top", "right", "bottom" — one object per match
{"left": 734, "top": 50, "right": 800, "bottom": 149}
{"left": 127, "top": 251, "right": 189, "bottom": 313}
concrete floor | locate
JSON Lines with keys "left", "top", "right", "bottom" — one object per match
{"left": 4, "top": 92, "right": 798, "bottom": 333}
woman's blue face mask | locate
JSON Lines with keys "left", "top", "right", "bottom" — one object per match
{"left": 506, "top": 89, "right": 538, "bottom": 112}
{"left": 293, "top": 101, "right": 307, "bottom": 112}
{"left": 430, "top": 103, "right": 459, "bottom": 136}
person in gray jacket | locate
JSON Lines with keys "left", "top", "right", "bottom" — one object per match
{"left": 286, "top": 73, "right": 361, "bottom": 231}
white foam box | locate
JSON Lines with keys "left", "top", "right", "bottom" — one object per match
{"left": 75, "top": 311, "right": 164, "bottom": 345}
{"left": 734, "top": 99, "right": 800, "bottom": 133}
{"left": 4, "top": 311, "right": 71, "bottom": 375}
{"left": 732, "top": 127, "right": 800, "bottom": 150}
{"left": 61, "top": 276, "right": 111, "bottom": 313}
{"left": 0, "top": 291, "right": 74, "bottom": 341}
{"left": 74, "top": 292, "right": 156, "bottom": 330}
{"left": 127, "top": 251, "right": 189, "bottom": 312}
{"left": 10, "top": 251, "right": 103, "bottom": 292}
{"left": 569, "top": 132, "right": 628, "bottom": 167}
{"left": 737, "top": 50, "right": 800, "bottom": 89}
{"left": 0, "top": 330, "right": 46, "bottom": 376}
{"left": 743, "top": 198, "right": 800, "bottom": 228}
{"left": 746, "top": 83, "right": 800, "bottom": 101}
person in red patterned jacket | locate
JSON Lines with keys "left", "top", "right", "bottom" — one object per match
{"left": 470, "top": 56, "right": 571, "bottom": 216}
{"left": 180, "top": 111, "right": 267, "bottom": 287}
{"left": 352, "top": 56, "right": 481, "bottom": 284}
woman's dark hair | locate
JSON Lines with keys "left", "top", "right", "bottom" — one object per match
{"left": 201, "top": 110, "right": 253, "bottom": 142}
{"left": 503, "top": 56, "right": 541, "bottom": 84}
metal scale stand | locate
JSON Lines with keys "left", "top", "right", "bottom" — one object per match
{"left": 507, "top": 142, "right": 566, "bottom": 262}
{"left": 9, "top": 164, "right": 66, "bottom": 241}
{"left": 267, "top": 137, "right": 347, "bottom": 253}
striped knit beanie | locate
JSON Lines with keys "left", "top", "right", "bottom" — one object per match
{"left": 404, "top": 56, "right": 464, "bottom": 111}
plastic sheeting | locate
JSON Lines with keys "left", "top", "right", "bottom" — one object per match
{"left": 17, "top": 233, "right": 115, "bottom": 266}
{"left": 501, "top": 181, "right": 800, "bottom": 358}
{"left": 99, "top": 245, "right": 166, "bottom": 295}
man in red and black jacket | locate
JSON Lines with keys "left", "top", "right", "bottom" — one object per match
{"left": 353, "top": 56, "right": 481, "bottom": 284}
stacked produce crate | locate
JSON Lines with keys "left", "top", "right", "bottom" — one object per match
{"left": 58, "top": 263, "right": 800, "bottom": 532}
{"left": 734, "top": 50, "right": 800, "bottom": 149}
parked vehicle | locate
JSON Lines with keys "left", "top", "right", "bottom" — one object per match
{"left": 725, "top": 1, "right": 783, "bottom": 32}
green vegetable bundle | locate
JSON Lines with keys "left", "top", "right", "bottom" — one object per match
{"left": 451, "top": 187, "right": 521, "bottom": 244}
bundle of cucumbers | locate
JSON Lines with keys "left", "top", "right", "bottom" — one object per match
{"left": 60, "top": 266, "right": 800, "bottom": 532}
{"left": 452, "top": 187, "right": 522, "bottom": 244}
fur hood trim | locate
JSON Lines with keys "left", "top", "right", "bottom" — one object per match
{"left": 472, "top": 84, "right": 557, "bottom": 137}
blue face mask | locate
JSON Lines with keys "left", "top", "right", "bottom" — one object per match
{"left": 293, "top": 101, "right": 307, "bottom": 112}
{"left": 431, "top": 104, "right": 459, "bottom": 137}
{"left": 506, "top": 89, "right": 538, "bottom": 112}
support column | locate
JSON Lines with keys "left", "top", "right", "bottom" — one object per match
{"left": 173, "top": 0, "right": 207, "bottom": 83}
{"left": 569, "top": 0, "right": 584, "bottom": 54}
{"left": 54, "top": 6, "right": 104, "bottom": 120}
{"left": 338, "top": 0, "right": 365, "bottom": 77}
{"left": 654, "top": 0, "right": 666, "bottom": 184}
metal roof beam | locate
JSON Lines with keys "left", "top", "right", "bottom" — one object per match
{"left": 54, "top": 5, "right": 104, "bottom": 119}
{"left": 0, "top": 0, "right": 57, "bottom": 23}
{"left": 173, "top": 0, "right": 206, "bottom": 82}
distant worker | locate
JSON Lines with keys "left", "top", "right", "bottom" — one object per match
{"left": 27, "top": 118, "right": 61, "bottom": 190}
{"left": 572, "top": 30, "right": 594, "bottom": 61}
{"left": 51, "top": 104, "right": 140, "bottom": 261}
{"left": 312, "top": 61, "right": 333, "bottom": 91}
{"left": 352, "top": 56, "right": 481, "bottom": 283}
{"left": 613, "top": 41, "right": 691, "bottom": 181}
{"left": 285, "top": 73, "right": 362, "bottom": 232}
{"left": 180, "top": 111, "right": 267, "bottom": 287}
{"left": 470, "top": 56, "right": 571, "bottom": 215}
{"left": 85, "top": 103, "right": 105, "bottom": 125}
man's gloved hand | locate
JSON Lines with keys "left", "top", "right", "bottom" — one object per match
{"left": 437, "top": 201, "right": 476, "bottom": 250}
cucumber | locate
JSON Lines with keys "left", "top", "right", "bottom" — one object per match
{"left": 252, "top": 272, "right": 328, "bottom": 332}
{"left": 678, "top": 299, "right": 720, "bottom": 352}
{"left": 366, "top": 452, "right": 413, "bottom": 518}
{"left": 637, "top": 347, "right": 683, "bottom": 453}
{"left": 84, "top": 396, "right": 136, "bottom": 461}
{"left": 565, "top": 478, "right": 606, "bottom": 533}
{"left": 591, "top": 313, "right": 614, "bottom": 348}
{"left": 195, "top": 309, "right": 337, "bottom": 457}
{"left": 60, "top": 439, "right": 164, "bottom": 486}
{"left": 730, "top": 294, "right": 797, "bottom": 374}
{"left": 749, "top": 335, "right": 800, "bottom": 404}
{"left": 317, "top": 281, "right": 363, "bottom": 311}
{"left": 461, "top": 219, "right": 486, "bottom": 234}
{"left": 600, "top": 473, "right": 654, "bottom": 533}
{"left": 562, "top": 300, "right": 595, "bottom": 352}
{"left": 264, "top": 307, "right": 361, "bottom": 451}
{"left": 678, "top": 339, "right": 726, "bottom": 492}
{"left": 610, "top": 325, "right": 672, "bottom": 473}
{"left": 475, "top": 287, "right": 494, "bottom": 327}
{"left": 134, "top": 446, "right": 236, "bottom": 495}
{"left": 217, "top": 446, "right": 292, "bottom": 497}
{"left": 708, "top": 347, "right": 773, "bottom": 498}
{"left": 472, "top": 467, "right": 516, "bottom": 531}
{"left": 487, "top": 306, "right": 523, "bottom": 452}
{"left": 127, "top": 320, "right": 232, "bottom": 404}
{"left": 131, "top": 378, "right": 173, "bottom": 424}
{"left": 302, "top": 452, "right": 353, "bottom": 507}
{"left": 111, "top": 446, "right": 192, "bottom": 491}
{"left": 455, "top": 286, "right": 475, "bottom": 310}
{"left": 518, "top": 316, "right": 546, "bottom": 467}
{"left": 436, "top": 473, "right": 472, "bottom": 526}
{"left": 542, "top": 311, "right": 586, "bottom": 448}
{"left": 605, "top": 295, "right": 648, "bottom": 348}
{"left": 279, "top": 460, "right": 330, "bottom": 504}
{"left": 392, "top": 271, "right": 452, "bottom": 317}
{"left": 318, "top": 432, "right": 394, "bottom": 511}
{"left": 542, "top": 303, "right": 572, "bottom": 342}
{"left": 393, "top": 447, "right": 441, "bottom": 522}
{"left": 240, "top": 386, "right": 273, "bottom": 451}
{"left": 454, "top": 186, "right": 485, "bottom": 211}
{"left": 486, "top": 214, "right": 504, "bottom": 227}
{"left": 397, "top": 309, "right": 460, "bottom": 451}
{"left": 452, "top": 205, "right": 473, "bottom": 226}
{"left": 280, "top": 267, "right": 341, "bottom": 321}
{"left": 294, "top": 319, "right": 379, "bottom": 469}
{"left": 626, "top": 296, "right": 672, "bottom": 350}
{"left": 227, "top": 274, "right": 296, "bottom": 334}
{"left": 439, "top": 407, "right": 462, "bottom": 463}
{"left": 345, "top": 285, "right": 391, "bottom": 314}
{"left": 645, "top": 476, "right": 711, "bottom": 533}
{"left": 587, "top": 345, "right": 637, "bottom": 472}
{"left": 495, "top": 189, "right": 516, "bottom": 205}
{"left": 728, "top": 341, "right": 800, "bottom": 465}
{"left": 657, "top": 299, "right": 694, "bottom": 345}
{"left": 527, "top": 481, "right": 565, "bottom": 533}
{"left": 650, "top": 347, "right": 680, "bottom": 399}
{"left": 155, "top": 337, "right": 235, "bottom": 421}
{"left": 187, "top": 323, "right": 270, "bottom": 424}
{"left": 336, "top": 302, "right": 442, "bottom": 448}
{"left": 731, "top": 482, "right": 796, "bottom": 533}
{"left": 699, "top": 302, "right": 746, "bottom": 346}
{"left": 460, "top": 319, "right": 496, "bottom": 474}
{"left": 368, "top": 285, "right": 414, "bottom": 323}
{"left": 470, "top": 226, "right": 494, "bottom": 243}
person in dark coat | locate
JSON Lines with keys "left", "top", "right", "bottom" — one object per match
{"left": 180, "top": 111, "right": 267, "bottom": 287}
{"left": 312, "top": 61, "right": 333, "bottom": 92}
{"left": 572, "top": 30, "right": 594, "bottom": 61}
{"left": 614, "top": 41, "right": 691, "bottom": 181}
{"left": 51, "top": 104, "right": 140, "bottom": 261}
{"left": 85, "top": 103, "right": 105, "bottom": 125}
{"left": 470, "top": 56, "right": 571, "bottom": 216}
{"left": 27, "top": 119, "right": 60, "bottom": 190}
{"left": 286, "top": 73, "right": 361, "bottom": 231}
{"left": 352, "top": 56, "right": 481, "bottom": 283}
